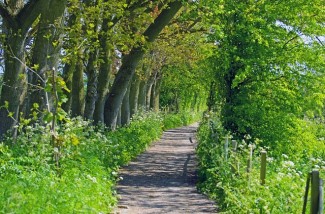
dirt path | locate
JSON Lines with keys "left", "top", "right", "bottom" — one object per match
{"left": 113, "top": 123, "right": 217, "bottom": 214}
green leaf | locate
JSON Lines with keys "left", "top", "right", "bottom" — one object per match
{"left": 43, "top": 112, "right": 53, "bottom": 123}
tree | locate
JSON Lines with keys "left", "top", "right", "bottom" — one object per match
{"left": 103, "top": 0, "right": 183, "bottom": 130}
{"left": 205, "top": 0, "right": 325, "bottom": 149}
{"left": 28, "top": 0, "right": 66, "bottom": 115}
{"left": 0, "top": 0, "right": 49, "bottom": 138}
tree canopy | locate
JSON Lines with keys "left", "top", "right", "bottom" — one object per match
{"left": 0, "top": 0, "right": 324, "bottom": 153}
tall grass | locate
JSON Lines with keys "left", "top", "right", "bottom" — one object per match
{"left": 0, "top": 111, "right": 199, "bottom": 213}
{"left": 196, "top": 114, "right": 325, "bottom": 213}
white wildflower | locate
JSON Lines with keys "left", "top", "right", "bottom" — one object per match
{"left": 283, "top": 160, "right": 295, "bottom": 168}
{"left": 86, "top": 174, "right": 97, "bottom": 183}
{"left": 282, "top": 154, "right": 288, "bottom": 159}
{"left": 278, "top": 172, "right": 285, "bottom": 177}
{"left": 267, "top": 157, "right": 274, "bottom": 163}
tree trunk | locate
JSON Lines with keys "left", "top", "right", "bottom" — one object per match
{"left": 84, "top": 52, "right": 98, "bottom": 120}
{"left": 222, "top": 61, "right": 242, "bottom": 133}
{"left": 93, "top": 49, "right": 112, "bottom": 124}
{"left": 104, "top": 1, "right": 183, "bottom": 130}
{"left": 29, "top": 0, "right": 66, "bottom": 114}
{"left": 93, "top": 17, "right": 113, "bottom": 124}
{"left": 138, "top": 79, "right": 147, "bottom": 111}
{"left": 146, "top": 72, "right": 157, "bottom": 110}
{"left": 71, "top": 54, "right": 85, "bottom": 117}
{"left": 150, "top": 80, "right": 156, "bottom": 110}
{"left": 151, "top": 73, "right": 162, "bottom": 112}
{"left": 129, "top": 73, "right": 141, "bottom": 118}
{"left": 61, "top": 13, "right": 78, "bottom": 114}
{"left": 121, "top": 82, "right": 131, "bottom": 126}
{"left": 0, "top": 0, "right": 48, "bottom": 138}
{"left": 116, "top": 107, "right": 121, "bottom": 128}
{"left": 0, "top": 34, "right": 26, "bottom": 138}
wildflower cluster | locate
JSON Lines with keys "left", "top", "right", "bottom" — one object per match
{"left": 196, "top": 116, "right": 325, "bottom": 213}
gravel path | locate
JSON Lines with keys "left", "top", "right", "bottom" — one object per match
{"left": 113, "top": 123, "right": 217, "bottom": 214}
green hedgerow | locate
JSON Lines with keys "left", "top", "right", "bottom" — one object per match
{"left": 0, "top": 111, "right": 198, "bottom": 213}
{"left": 196, "top": 113, "right": 325, "bottom": 213}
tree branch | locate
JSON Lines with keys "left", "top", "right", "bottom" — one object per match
{"left": 143, "top": 1, "right": 183, "bottom": 42}
{"left": 282, "top": 35, "right": 299, "bottom": 49}
{"left": 0, "top": 3, "right": 17, "bottom": 28}
{"left": 315, "top": 36, "right": 324, "bottom": 46}
{"left": 16, "top": 0, "right": 48, "bottom": 33}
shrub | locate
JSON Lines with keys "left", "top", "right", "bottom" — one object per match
{"left": 162, "top": 111, "right": 201, "bottom": 130}
{"left": 0, "top": 111, "right": 198, "bottom": 213}
{"left": 196, "top": 113, "right": 325, "bottom": 213}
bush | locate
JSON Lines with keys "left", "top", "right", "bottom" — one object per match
{"left": 196, "top": 113, "right": 325, "bottom": 213}
{"left": 0, "top": 111, "right": 198, "bottom": 213}
{"left": 162, "top": 111, "right": 201, "bottom": 130}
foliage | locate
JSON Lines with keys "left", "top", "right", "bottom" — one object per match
{"left": 162, "top": 111, "right": 201, "bottom": 130}
{"left": 201, "top": 0, "right": 325, "bottom": 151}
{"left": 160, "top": 63, "right": 209, "bottom": 113}
{"left": 197, "top": 114, "right": 325, "bottom": 213}
{"left": 0, "top": 111, "right": 195, "bottom": 213}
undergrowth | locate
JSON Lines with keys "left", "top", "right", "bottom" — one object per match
{"left": 0, "top": 111, "right": 199, "bottom": 213}
{"left": 196, "top": 113, "right": 325, "bottom": 213}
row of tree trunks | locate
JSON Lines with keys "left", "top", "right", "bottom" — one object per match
{"left": 103, "top": 0, "right": 183, "bottom": 130}
{"left": 0, "top": 0, "right": 53, "bottom": 138}
{"left": 62, "top": 11, "right": 114, "bottom": 122}
{"left": 119, "top": 69, "right": 162, "bottom": 127}
{"left": 28, "top": 0, "right": 66, "bottom": 115}
{"left": 0, "top": 0, "right": 182, "bottom": 138}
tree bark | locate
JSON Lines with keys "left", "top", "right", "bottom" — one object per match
{"left": 0, "top": 0, "right": 48, "bottom": 138}
{"left": 0, "top": 34, "right": 26, "bottom": 138}
{"left": 138, "top": 78, "right": 147, "bottom": 111}
{"left": 71, "top": 53, "right": 85, "bottom": 117}
{"left": 146, "top": 71, "right": 157, "bottom": 110}
{"left": 29, "top": 0, "right": 66, "bottom": 113}
{"left": 93, "top": 17, "right": 113, "bottom": 124}
{"left": 116, "top": 107, "right": 121, "bottom": 128}
{"left": 93, "top": 49, "right": 112, "bottom": 124}
{"left": 84, "top": 51, "right": 98, "bottom": 120}
{"left": 151, "top": 72, "right": 162, "bottom": 112}
{"left": 104, "top": 1, "right": 183, "bottom": 130}
{"left": 121, "top": 81, "right": 131, "bottom": 126}
{"left": 222, "top": 61, "right": 242, "bottom": 132}
{"left": 129, "top": 73, "right": 141, "bottom": 118}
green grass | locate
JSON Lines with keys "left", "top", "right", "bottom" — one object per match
{"left": 0, "top": 111, "right": 199, "bottom": 213}
{"left": 196, "top": 114, "right": 325, "bottom": 213}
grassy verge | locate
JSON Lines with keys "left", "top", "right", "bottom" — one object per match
{"left": 0, "top": 111, "right": 199, "bottom": 213}
{"left": 196, "top": 114, "right": 325, "bottom": 213}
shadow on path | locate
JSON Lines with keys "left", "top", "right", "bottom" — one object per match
{"left": 113, "top": 124, "right": 217, "bottom": 214}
